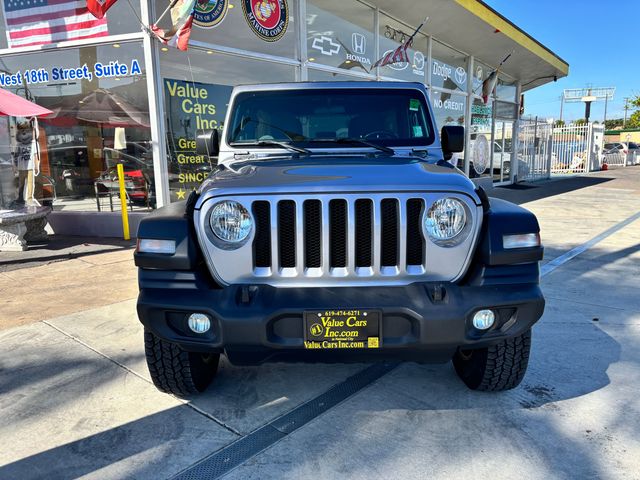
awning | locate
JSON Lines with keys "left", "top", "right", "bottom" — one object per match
{"left": 0, "top": 88, "right": 53, "bottom": 117}
{"left": 370, "top": 0, "right": 569, "bottom": 91}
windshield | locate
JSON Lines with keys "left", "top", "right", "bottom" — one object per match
{"left": 227, "top": 88, "right": 434, "bottom": 148}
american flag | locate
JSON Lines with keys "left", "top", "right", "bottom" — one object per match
{"left": 2, "top": 0, "right": 109, "bottom": 48}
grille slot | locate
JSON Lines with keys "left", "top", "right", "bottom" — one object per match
{"left": 406, "top": 198, "right": 424, "bottom": 266}
{"left": 355, "top": 199, "right": 373, "bottom": 267}
{"left": 329, "top": 199, "right": 347, "bottom": 268}
{"left": 253, "top": 201, "right": 271, "bottom": 268}
{"left": 278, "top": 200, "right": 296, "bottom": 268}
{"left": 380, "top": 199, "right": 399, "bottom": 267}
{"left": 304, "top": 200, "right": 322, "bottom": 268}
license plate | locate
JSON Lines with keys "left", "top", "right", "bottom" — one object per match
{"left": 303, "top": 310, "right": 381, "bottom": 349}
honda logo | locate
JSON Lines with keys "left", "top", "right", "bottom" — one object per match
{"left": 352, "top": 33, "right": 366, "bottom": 55}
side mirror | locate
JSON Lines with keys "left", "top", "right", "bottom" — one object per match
{"left": 196, "top": 129, "right": 220, "bottom": 158}
{"left": 441, "top": 126, "right": 464, "bottom": 156}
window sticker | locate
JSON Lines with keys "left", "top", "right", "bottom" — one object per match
{"left": 409, "top": 98, "right": 420, "bottom": 111}
{"left": 413, "top": 125, "right": 424, "bottom": 137}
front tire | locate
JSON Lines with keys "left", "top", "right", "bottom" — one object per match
{"left": 144, "top": 329, "right": 219, "bottom": 396}
{"left": 453, "top": 329, "right": 531, "bottom": 391}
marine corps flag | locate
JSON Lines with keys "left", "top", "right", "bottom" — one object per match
{"left": 86, "top": 0, "right": 119, "bottom": 19}
{"left": 150, "top": 0, "right": 197, "bottom": 51}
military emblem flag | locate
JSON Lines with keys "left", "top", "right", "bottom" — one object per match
{"left": 150, "top": 0, "right": 197, "bottom": 51}
{"left": 372, "top": 17, "right": 428, "bottom": 69}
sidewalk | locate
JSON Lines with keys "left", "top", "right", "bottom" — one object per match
{"left": 0, "top": 239, "right": 137, "bottom": 330}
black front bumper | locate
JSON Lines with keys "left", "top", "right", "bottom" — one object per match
{"left": 137, "top": 275, "right": 544, "bottom": 365}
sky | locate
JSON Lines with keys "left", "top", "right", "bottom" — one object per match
{"left": 484, "top": 0, "right": 639, "bottom": 122}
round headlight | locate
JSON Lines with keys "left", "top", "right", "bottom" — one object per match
{"left": 209, "top": 200, "right": 252, "bottom": 244}
{"left": 424, "top": 198, "right": 468, "bottom": 245}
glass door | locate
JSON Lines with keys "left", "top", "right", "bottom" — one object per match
{"left": 492, "top": 120, "right": 514, "bottom": 184}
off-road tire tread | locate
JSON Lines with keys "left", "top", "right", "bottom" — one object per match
{"left": 144, "top": 329, "right": 203, "bottom": 396}
{"left": 455, "top": 329, "right": 531, "bottom": 392}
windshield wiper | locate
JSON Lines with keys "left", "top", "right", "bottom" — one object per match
{"left": 230, "top": 140, "right": 310, "bottom": 155}
{"left": 333, "top": 137, "right": 395, "bottom": 154}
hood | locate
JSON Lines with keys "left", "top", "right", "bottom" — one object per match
{"left": 195, "top": 156, "right": 480, "bottom": 208}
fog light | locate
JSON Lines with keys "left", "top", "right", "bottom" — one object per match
{"left": 188, "top": 313, "right": 211, "bottom": 334}
{"left": 472, "top": 309, "right": 495, "bottom": 330}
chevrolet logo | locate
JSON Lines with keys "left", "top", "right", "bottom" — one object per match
{"left": 311, "top": 36, "right": 340, "bottom": 56}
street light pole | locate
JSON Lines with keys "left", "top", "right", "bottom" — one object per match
{"left": 623, "top": 98, "right": 629, "bottom": 128}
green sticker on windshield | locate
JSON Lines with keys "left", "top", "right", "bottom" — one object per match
{"left": 413, "top": 125, "right": 424, "bottom": 137}
{"left": 409, "top": 99, "right": 420, "bottom": 111}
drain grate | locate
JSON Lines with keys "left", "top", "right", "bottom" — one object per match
{"left": 173, "top": 362, "right": 398, "bottom": 479}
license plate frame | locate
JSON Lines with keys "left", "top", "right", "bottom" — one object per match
{"left": 303, "top": 309, "right": 381, "bottom": 349}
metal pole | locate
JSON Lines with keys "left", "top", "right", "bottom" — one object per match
{"left": 603, "top": 95, "right": 608, "bottom": 127}
{"left": 623, "top": 98, "right": 629, "bottom": 128}
{"left": 117, "top": 164, "right": 131, "bottom": 240}
{"left": 533, "top": 116, "right": 539, "bottom": 178}
{"left": 586, "top": 122, "right": 593, "bottom": 173}
{"left": 559, "top": 94, "right": 564, "bottom": 122}
{"left": 584, "top": 101, "right": 592, "bottom": 124}
{"left": 512, "top": 82, "right": 522, "bottom": 184}
{"left": 141, "top": 0, "right": 170, "bottom": 208}
{"left": 463, "top": 54, "right": 473, "bottom": 178}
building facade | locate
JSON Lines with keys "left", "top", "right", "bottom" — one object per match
{"left": 0, "top": 0, "right": 568, "bottom": 236}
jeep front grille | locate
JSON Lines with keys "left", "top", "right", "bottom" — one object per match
{"left": 195, "top": 192, "right": 481, "bottom": 287}
{"left": 252, "top": 196, "right": 426, "bottom": 276}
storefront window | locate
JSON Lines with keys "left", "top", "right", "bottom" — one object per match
{"left": 160, "top": 48, "right": 296, "bottom": 201}
{"left": 153, "top": 0, "right": 297, "bottom": 59}
{"left": 378, "top": 15, "right": 427, "bottom": 82}
{"left": 307, "top": 0, "right": 374, "bottom": 76}
{"left": 472, "top": 60, "right": 494, "bottom": 94}
{"left": 0, "top": 42, "right": 152, "bottom": 212}
{"left": 496, "top": 75, "right": 517, "bottom": 101}
{"left": 0, "top": 1, "right": 142, "bottom": 50}
{"left": 308, "top": 69, "right": 373, "bottom": 81}
{"left": 431, "top": 90, "right": 466, "bottom": 128}
{"left": 431, "top": 41, "right": 467, "bottom": 92}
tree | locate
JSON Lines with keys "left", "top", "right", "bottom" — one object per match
{"left": 554, "top": 120, "right": 565, "bottom": 127}
{"left": 625, "top": 95, "right": 640, "bottom": 129}
{"left": 573, "top": 118, "right": 587, "bottom": 126}
{"left": 604, "top": 118, "right": 624, "bottom": 130}
{"left": 628, "top": 111, "right": 640, "bottom": 129}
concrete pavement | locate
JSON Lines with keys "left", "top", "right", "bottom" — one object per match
{"left": 1, "top": 167, "right": 639, "bottom": 479}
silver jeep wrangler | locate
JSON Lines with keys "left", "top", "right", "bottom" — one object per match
{"left": 135, "top": 82, "right": 544, "bottom": 395}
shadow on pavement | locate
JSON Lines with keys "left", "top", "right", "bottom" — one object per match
{"left": 0, "top": 235, "right": 135, "bottom": 272}
{"left": 490, "top": 175, "right": 614, "bottom": 205}
{"left": 0, "top": 405, "right": 219, "bottom": 480}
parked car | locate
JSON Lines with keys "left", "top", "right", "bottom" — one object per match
{"left": 604, "top": 142, "right": 639, "bottom": 155}
{"left": 134, "top": 82, "right": 545, "bottom": 395}
{"left": 602, "top": 142, "right": 638, "bottom": 166}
